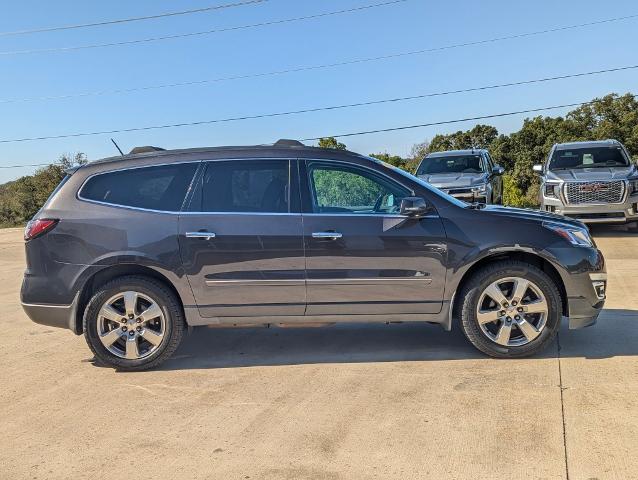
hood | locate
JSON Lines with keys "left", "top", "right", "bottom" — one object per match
{"left": 417, "top": 172, "right": 487, "bottom": 188}
{"left": 547, "top": 165, "right": 636, "bottom": 182}
{"left": 479, "top": 205, "right": 586, "bottom": 229}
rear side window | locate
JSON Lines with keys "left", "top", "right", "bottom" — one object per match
{"left": 192, "top": 160, "right": 290, "bottom": 213}
{"left": 80, "top": 163, "right": 198, "bottom": 211}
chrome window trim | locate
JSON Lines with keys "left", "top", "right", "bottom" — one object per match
{"left": 76, "top": 160, "right": 202, "bottom": 213}
{"left": 75, "top": 156, "right": 442, "bottom": 218}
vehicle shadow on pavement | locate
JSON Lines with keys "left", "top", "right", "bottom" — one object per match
{"left": 589, "top": 224, "right": 637, "bottom": 237}
{"left": 155, "top": 308, "right": 637, "bottom": 370}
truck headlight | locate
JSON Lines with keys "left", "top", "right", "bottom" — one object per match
{"left": 629, "top": 178, "right": 638, "bottom": 194}
{"left": 471, "top": 183, "right": 487, "bottom": 194}
{"left": 543, "top": 222, "right": 593, "bottom": 247}
{"left": 544, "top": 183, "right": 559, "bottom": 197}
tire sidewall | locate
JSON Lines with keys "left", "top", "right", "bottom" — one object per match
{"left": 460, "top": 262, "right": 561, "bottom": 357}
{"left": 84, "top": 277, "right": 181, "bottom": 370}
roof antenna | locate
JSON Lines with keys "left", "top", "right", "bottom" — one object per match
{"left": 110, "top": 138, "right": 124, "bottom": 156}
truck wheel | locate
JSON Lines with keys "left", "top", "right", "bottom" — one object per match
{"left": 83, "top": 276, "right": 184, "bottom": 371}
{"left": 457, "top": 261, "right": 561, "bottom": 358}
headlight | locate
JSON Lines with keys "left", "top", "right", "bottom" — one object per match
{"left": 544, "top": 183, "right": 559, "bottom": 197}
{"left": 629, "top": 178, "right": 638, "bottom": 194}
{"left": 471, "top": 183, "right": 487, "bottom": 194}
{"left": 543, "top": 222, "right": 593, "bottom": 247}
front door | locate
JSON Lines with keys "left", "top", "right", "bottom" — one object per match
{"left": 178, "top": 159, "right": 305, "bottom": 318}
{"left": 300, "top": 160, "right": 447, "bottom": 316}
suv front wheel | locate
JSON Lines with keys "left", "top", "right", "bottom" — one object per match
{"left": 83, "top": 276, "right": 185, "bottom": 371}
{"left": 458, "top": 261, "right": 561, "bottom": 358}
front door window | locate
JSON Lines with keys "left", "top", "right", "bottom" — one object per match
{"left": 308, "top": 163, "right": 409, "bottom": 215}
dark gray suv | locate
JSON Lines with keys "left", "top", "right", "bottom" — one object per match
{"left": 415, "top": 149, "right": 504, "bottom": 204}
{"left": 21, "top": 140, "right": 606, "bottom": 370}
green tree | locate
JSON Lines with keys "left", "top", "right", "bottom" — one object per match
{"left": 0, "top": 153, "right": 87, "bottom": 227}
{"left": 318, "top": 137, "right": 347, "bottom": 150}
{"left": 429, "top": 125, "right": 499, "bottom": 152}
{"left": 368, "top": 152, "right": 419, "bottom": 172}
{"left": 566, "top": 93, "right": 638, "bottom": 155}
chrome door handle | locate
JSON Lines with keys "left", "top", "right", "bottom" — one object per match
{"left": 185, "top": 231, "right": 216, "bottom": 240}
{"left": 312, "top": 231, "right": 342, "bottom": 240}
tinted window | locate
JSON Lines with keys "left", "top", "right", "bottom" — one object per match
{"left": 549, "top": 147, "right": 629, "bottom": 170}
{"left": 308, "top": 162, "right": 409, "bottom": 214}
{"left": 196, "top": 160, "right": 290, "bottom": 213}
{"left": 417, "top": 155, "right": 485, "bottom": 175}
{"left": 80, "top": 163, "right": 198, "bottom": 211}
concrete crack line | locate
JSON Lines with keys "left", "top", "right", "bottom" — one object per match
{"left": 557, "top": 333, "right": 570, "bottom": 480}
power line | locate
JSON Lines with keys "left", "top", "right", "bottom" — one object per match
{"left": 301, "top": 101, "right": 608, "bottom": 141}
{"left": 0, "top": 0, "right": 268, "bottom": 37}
{"left": 0, "top": 163, "right": 51, "bottom": 169}
{"left": 0, "top": 64, "right": 636, "bottom": 144}
{"left": 1, "top": 95, "right": 635, "bottom": 170}
{"left": 0, "top": 0, "right": 408, "bottom": 57}
{"left": 2, "top": 59, "right": 637, "bottom": 106}
{"left": 1, "top": 15, "right": 635, "bottom": 104}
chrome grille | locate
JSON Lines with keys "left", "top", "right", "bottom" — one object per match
{"left": 564, "top": 181, "right": 625, "bottom": 204}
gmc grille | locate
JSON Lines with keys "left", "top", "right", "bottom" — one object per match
{"left": 564, "top": 181, "right": 626, "bottom": 204}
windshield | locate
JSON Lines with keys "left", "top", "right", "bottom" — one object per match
{"left": 417, "top": 155, "right": 485, "bottom": 175}
{"left": 549, "top": 147, "right": 629, "bottom": 170}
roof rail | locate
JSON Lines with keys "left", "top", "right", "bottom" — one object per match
{"left": 273, "top": 139, "right": 305, "bottom": 147}
{"left": 129, "top": 146, "right": 166, "bottom": 155}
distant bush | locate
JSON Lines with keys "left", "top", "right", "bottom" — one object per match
{"left": 502, "top": 174, "right": 538, "bottom": 208}
{"left": 0, "top": 153, "right": 86, "bottom": 227}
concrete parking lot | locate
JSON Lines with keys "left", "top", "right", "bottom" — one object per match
{"left": 0, "top": 225, "right": 637, "bottom": 480}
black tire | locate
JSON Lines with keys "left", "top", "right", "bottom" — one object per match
{"left": 457, "top": 261, "right": 561, "bottom": 358}
{"left": 83, "top": 275, "right": 184, "bottom": 371}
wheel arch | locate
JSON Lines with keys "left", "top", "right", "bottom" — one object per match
{"left": 449, "top": 250, "right": 568, "bottom": 328}
{"left": 74, "top": 264, "right": 185, "bottom": 334}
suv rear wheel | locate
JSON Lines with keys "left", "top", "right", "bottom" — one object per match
{"left": 83, "top": 276, "right": 184, "bottom": 371}
{"left": 458, "top": 261, "right": 561, "bottom": 358}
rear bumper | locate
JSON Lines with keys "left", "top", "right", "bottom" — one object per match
{"left": 21, "top": 292, "right": 80, "bottom": 334}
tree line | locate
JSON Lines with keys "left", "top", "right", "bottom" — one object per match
{"left": 363, "top": 93, "right": 638, "bottom": 207}
{"left": 0, "top": 153, "right": 87, "bottom": 227}
{"left": 1, "top": 92, "right": 637, "bottom": 227}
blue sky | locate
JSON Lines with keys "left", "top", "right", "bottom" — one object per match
{"left": 0, "top": 0, "right": 637, "bottom": 183}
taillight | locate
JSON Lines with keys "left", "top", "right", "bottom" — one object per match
{"left": 24, "top": 219, "right": 58, "bottom": 241}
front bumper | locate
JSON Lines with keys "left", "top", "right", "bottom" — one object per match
{"left": 566, "top": 272, "right": 606, "bottom": 329}
{"left": 438, "top": 186, "right": 489, "bottom": 204}
{"left": 542, "top": 193, "right": 638, "bottom": 224}
{"left": 550, "top": 247, "right": 606, "bottom": 329}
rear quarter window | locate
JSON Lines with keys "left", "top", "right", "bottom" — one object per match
{"left": 79, "top": 163, "right": 199, "bottom": 211}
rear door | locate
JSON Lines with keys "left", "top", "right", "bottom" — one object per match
{"left": 178, "top": 159, "right": 306, "bottom": 318}
{"left": 300, "top": 159, "right": 447, "bottom": 316}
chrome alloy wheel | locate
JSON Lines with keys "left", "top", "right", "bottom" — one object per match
{"left": 97, "top": 291, "right": 166, "bottom": 360}
{"left": 476, "top": 277, "right": 549, "bottom": 347}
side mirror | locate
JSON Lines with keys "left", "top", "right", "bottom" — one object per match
{"left": 400, "top": 197, "right": 431, "bottom": 217}
{"left": 533, "top": 164, "right": 543, "bottom": 174}
{"left": 492, "top": 165, "right": 505, "bottom": 176}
